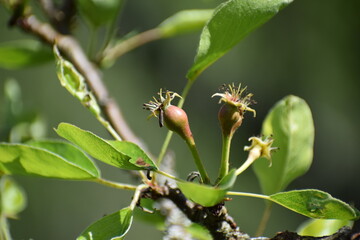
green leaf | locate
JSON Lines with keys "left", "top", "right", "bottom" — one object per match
{"left": 270, "top": 189, "right": 360, "bottom": 220}
{"left": 55, "top": 123, "right": 144, "bottom": 170}
{"left": 186, "top": 0, "right": 293, "bottom": 81}
{"left": 77, "top": 207, "right": 133, "bottom": 240}
{"left": 158, "top": 9, "right": 214, "bottom": 38}
{"left": 109, "top": 141, "right": 157, "bottom": 170}
{"left": 28, "top": 140, "right": 100, "bottom": 178}
{"left": 253, "top": 95, "right": 315, "bottom": 195}
{"left": 186, "top": 224, "right": 212, "bottom": 240}
{"left": 54, "top": 46, "right": 101, "bottom": 116}
{"left": 0, "top": 143, "right": 98, "bottom": 179}
{"left": 133, "top": 198, "right": 165, "bottom": 230}
{"left": 178, "top": 182, "right": 226, "bottom": 207}
{"left": 178, "top": 170, "right": 236, "bottom": 207}
{"left": 77, "top": 0, "right": 123, "bottom": 28}
{"left": 0, "top": 40, "right": 52, "bottom": 69}
{"left": 0, "top": 177, "right": 26, "bottom": 217}
{"left": 297, "top": 219, "right": 353, "bottom": 237}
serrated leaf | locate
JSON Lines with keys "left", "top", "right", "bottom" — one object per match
{"left": 109, "top": 141, "right": 157, "bottom": 171}
{"left": 270, "top": 189, "right": 360, "bottom": 220}
{"left": 0, "top": 143, "right": 98, "bottom": 179}
{"left": 158, "top": 9, "right": 214, "bottom": 38}
{"left": 28, "top": 140, "right": 100, "bottom": 178}
{"left": 297, "top": 219, "right": 353, "bottom": 237}
{"left": 253, "top": 95, "right": 314, "bottom": 195}
{"left": 178, "top": 170, "right": 236, "bottom": 207}
{"left": 0, "top": 177, "right": 26, "bottom": 217}
{"left": 55, "top": 123, "right": 145, "bottom": 170}
{"left": 77, "top": 0, "right": 123, "bottom": 28}
{"left": 0, "top": 40, "right": 52, "bottom": 69}
{"left": 77, "top": 207, "right": 133, "bottom": 240}
{"left": 187, "top": 0, "right": 293, "bottom": 81}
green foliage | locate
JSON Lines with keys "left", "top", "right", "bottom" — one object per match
{"left": 56, "top": 123, "right": 156, "bottom": 170}
{"left": 54, "top": 47, "right": 101, "bottom": 116}
{"left": 297, "top": 219, "right": 353, "bottom": 237}
{"left": 270, "top": 189, "right": 360, "bottom": 220}
{"left": 178, "top": 170, "right": 236, "bottom": 207}
{"left": 158, "top": 9, "right": 214, "bottom": 38}
{"left": 28, "top": 140, "right": 100, "bottom": 178}
{"left": 253, "top": 95, "right": 315, "bottom": 195}
{"left": 76, "top": 0, "right": 123, "bottom": 28}
{"left": 187, "top": 0, "right": 293, "bottom": 81}
{"left": 77, "top": 207, "right": 133, "bottom": 240}
{"left": 109, "top": 141, "right": 157, "bottom": 170}
{"left": 0, "top": 40, "right": 52, "bottom": 69}
{"left": 0, "top": 142, "right": 99, "bottom": 179}
{"left": 0, "top": 177, "right": 26, "bottom": 218}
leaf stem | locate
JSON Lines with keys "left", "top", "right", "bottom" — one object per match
{"left": 101, "top": 28, "right": 163, "bottom": 65}
{"left": 155, "top": 169, "right": 184, "bottom": 183}
{"left": 96, "top": 115, "right": 122, "bottom": 141}
{"left": 218, "top": 134, "right": 232, "bottom": 181}
{"left": 186, "top": 140, "right": 210, "bottom": 184}
{"left": 94, "top": 178, "right": 137, "bottom": 191}
{"left": 129, "top": 184, "right": 147, "bottom": 210}
{"left": 255, "top": 203, "right": 273, "bottom": 237}
{"left": 227, "top": 191, "right": 270, "bottom": 201}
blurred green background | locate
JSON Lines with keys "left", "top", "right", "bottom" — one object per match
{"left": 0, "top": 0, "right": 359, "bottom": 239}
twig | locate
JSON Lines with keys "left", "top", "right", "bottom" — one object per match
{"left": 12, "top": 13, "right": 142, "bottom": 145}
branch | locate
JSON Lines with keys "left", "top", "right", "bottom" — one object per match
{"left": 143, "top": 184, "right": 249, "bottom": 240}
{"left": 11, "top": 13, "right": 142, "bottom": 144}
{"left": 143, "top": 184, "right": 359, "bottom": 240}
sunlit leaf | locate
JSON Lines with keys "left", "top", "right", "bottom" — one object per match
{"left": 0, "top": 40, "right": 52, "bottom": 69}
{"left": 158, "top": 9, "right": 214, "bottom": 38}
{"left": 187, "top": 0, "right": 293, "bottom": 81}
{"left": 178, "top": 170, "right": 236, "bottom": 207}
{"left": 77, "top": 0, "right": 123, "bottom": 28}
{"left": 0, "top": 177, "right": 26, "bottom": 217}
{"left": 77, "top": 207, "right": 133, "bottom": 240}
{"left": 253, "top": 95, "right": 314, "bottom": 195}
{"left": 28, "top": 140, "right": 100, "bottom": 178}
{"left": 55, "top": 123, "right": 145, "bottom": 170}
{"left": 297, "top": 219, "right": 353, "bottom": 237}
{"left": 0, "top": 143, "right": 98, "bottom": 179}
{"left": 109, "top": 141, "right": 157, "bottom": 171}
{"left": 270, "top": 189, "right": 360, "bottom": 220}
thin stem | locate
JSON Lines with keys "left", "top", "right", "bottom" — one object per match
{"left": 186, "top": 140, "right": 210, "bottom": 184}
{"left": 218, "top": 134, "right": 232, "bottom": 181}
{"left": 256, "top": 203, "right": 273, "bottom": 237}
{"left": 155, "top": 169, "right": 184, "bottom": 183}
{"left": 129, "top": 184, "right": 147, "bottom": 210}
{"left": 101, "top": 28, "right": 163, "bottom": 65}
{"left": 235, "top": 146, "right": 261, "bottom": 176}
{"left": 96, "top": 115, "right": 122, "bottom": 141}
{"left": 94, "top": 178, "right": 137, "bottom": 191}
{"left": 0, "top": 217, "right": 12, "bottom": 240}
{"left": 227, "top": 191, "right": 270, "bottom": 201}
